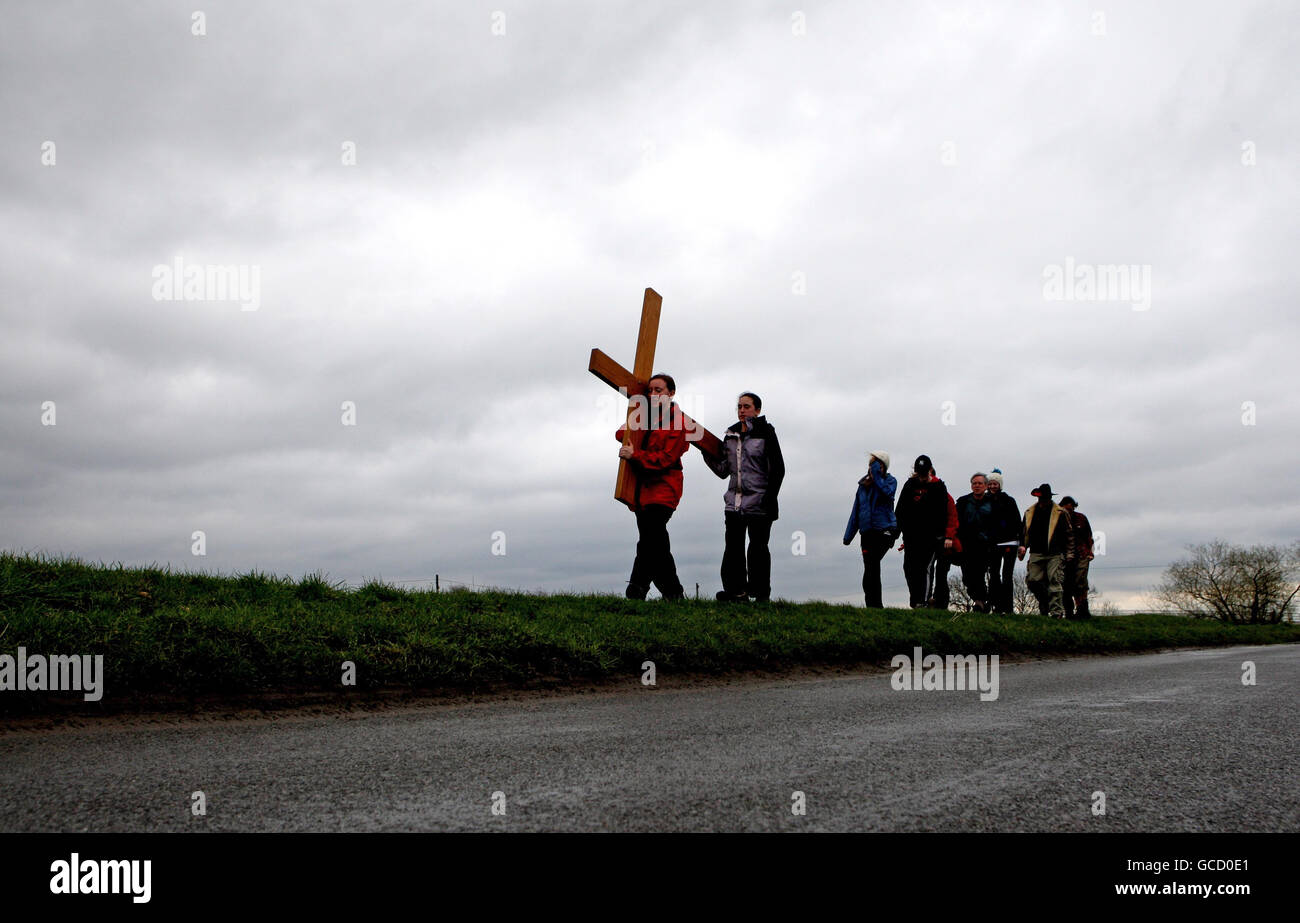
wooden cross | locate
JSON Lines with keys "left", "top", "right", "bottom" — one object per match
{"left": 589, "top": 287, "right": 723, "bottom": 507}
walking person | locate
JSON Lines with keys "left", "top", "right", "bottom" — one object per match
{"left": 615, "top": 373, "right": 688, "bottom": 600}
{"left": 706, "top": 391, "right": 785, "bottom": 602}
{"left": 843, "top": 451, "right": 898, "bottom": 608}
{"left": 894, "top": 455, "right": 950, "bottom": 608}
{"left": 955, "top": 473, "right": 1000, "bottom": 612}
{"left": 986, "top": 469, "right": 1021, "bottom": 613}
{"left": 1060, "top": 496, "right": 1094, "bottom": 618}
{"left": 924, "top": 467, "right": 960, "bottom": 609}
{"left": 1017, "top": 483, "right": 1076, "bottom": 617}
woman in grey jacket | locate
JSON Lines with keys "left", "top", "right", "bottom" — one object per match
{"left": 706, "top": 391, "right": 785, "bottom": 602}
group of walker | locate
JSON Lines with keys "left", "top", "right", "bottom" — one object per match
{"left": 845, "top": 453, "right": 1094, "bottom": 618}
{"left": 612, "top": 377, "right": 1094, "bottom": 617}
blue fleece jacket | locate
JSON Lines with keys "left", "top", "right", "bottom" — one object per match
{"left": 844, "top": 463, "right": 898, "bottom": 541}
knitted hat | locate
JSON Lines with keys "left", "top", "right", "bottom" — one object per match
{"left": 987, "top": 468, "right": 1004, "bottom": 487}
{"left": 869, "top": 450, "right": 890, "bottom": 472}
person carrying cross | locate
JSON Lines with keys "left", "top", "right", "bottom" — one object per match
{"left": 615, "top": 373, "right": 688, "bottom": 600}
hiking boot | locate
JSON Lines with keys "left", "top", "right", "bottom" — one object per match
{"left": 625, "top": 583, "right": 648, "bottom": 600}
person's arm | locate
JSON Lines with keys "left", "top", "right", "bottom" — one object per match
{"left": 1017, "top": 509, "right": 1029, "bottom": 560}
{"left": 764, "top": 427, "right": 785, "bottom": 514}
{"left": 844, "top": 490, "right": 860, "bottom": 545}
{"left": 868, "top": 462, "right": 891, "bottom": 494}
{"left": 633, "top": 426, "right": 688, "bottom": 470}
{"left": 705, "top": 439, "right": 731, "bottom": 479}
{"left": 893, "top": 484, "right": 909, "bottom": 534}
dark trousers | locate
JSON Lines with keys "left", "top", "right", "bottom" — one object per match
{"left": 989, "top": 547, "right": 1016, "bottom": 612}
{"left": 902, "top": 537, "right": 935, "bottom": 607}
{"left": 629, "top": 504, "right": 683, "bottom": 598}
{"left": 860, "top": 530, "right": 892, "bottom": 608}
{"left": 722, "top": 512, "right": 773, "bottom": 599}
{"left": 1064, "top": 557, "right": 1091, "bottom": 618}
{"left": 927, "top": 549, "right": 952, "bottom": 608}
{"left": 961, "top": 543, "right": 993, "bottom": 608}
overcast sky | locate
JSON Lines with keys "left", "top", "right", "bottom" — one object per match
{"left": 3, "top": 0, "right": 1296, "bottom": 609}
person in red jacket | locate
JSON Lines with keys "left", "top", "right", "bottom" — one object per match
{"left": 925, "top": 468, "right": 960, "bottom": 609}
{"left": 615, "top": 373, "right": 688, "bottom": 600}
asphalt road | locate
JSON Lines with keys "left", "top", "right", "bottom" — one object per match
{"left": 2, "top": 645, "right": 1296, "bottom": 832}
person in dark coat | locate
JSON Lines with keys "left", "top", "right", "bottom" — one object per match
{"left": 893, "top": 455, "right": 951, "bottom": 608}
{"left": 706, "top": 391, "right": 785, "bottom": 602}
{"left": 843, "top": 451, "right": 898, "bottom": 608}
{"left": 925, "top": 468, "right": 960, "bottom": 609}
{"left": 1060, "top": 496, "right": 1094, "bottom": 618}
{"left": 955, "top": 473, "right": 999, "bottom": 612}
{"left": 986, "top": 469, "right": 1021, "bottom": 613}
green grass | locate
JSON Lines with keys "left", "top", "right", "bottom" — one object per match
{"left": 1, "top": 550, "right": 1296, "bottom": 712}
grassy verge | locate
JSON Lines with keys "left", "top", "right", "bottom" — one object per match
{"left": 2, "top": 551, "right": 1296, "bottom": 713}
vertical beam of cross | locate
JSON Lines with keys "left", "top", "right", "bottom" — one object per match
{"left": 615, "top": 288, "right": 662, "bottom": 505}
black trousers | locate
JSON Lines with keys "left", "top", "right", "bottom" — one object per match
{"left": 629, "top": 504, "right": 683, "bottom": 598}
{"left": 722, "top": 512, "right": 774, "bottom": 599}
{"left": 860, "top": 530, "right": 893, "bottom": 608}
{"left": 961, "top": 543, "right": 993, "bottom": 607}
{"left": 990, "top": 547, "right": 1016, "bottom": 613}
{"left": 902, "top": 537, "right": 936, "bottom": 607}
{"left": 927, "top": 549, "right": 952, "bottom": 608}
{"left": 1064, "top": 558, "right": 1091, "bottom": 618}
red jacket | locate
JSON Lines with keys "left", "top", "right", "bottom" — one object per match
{"left": 932, "top": 474, "right": 961, "bottom": 553}
{"left": 615, "top": 402, "right": 688, "bottom": 511}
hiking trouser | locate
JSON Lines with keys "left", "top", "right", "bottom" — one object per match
{"left": 722, "top": 511, "right": 774, "bottom": 600}
{"left": 1064, "top": 557, "right": 1091, "bottom": 618}
{"left": 1026, "top": 552, "right": 1066, "bottom": 616}
{"left": 860, "top": 530, "right": 893, "bottom": 608}
{"left": 902, "top": 537, "right": 936, "bottom": 607}
{"left": 629, "top": 504, "right": 684, "bottom": 598}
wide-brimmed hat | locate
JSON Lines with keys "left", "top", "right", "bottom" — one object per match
{"left": 1031, "top": 483, "right": 1055, "bottom": 498}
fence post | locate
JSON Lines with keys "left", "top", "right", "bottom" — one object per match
{"left": 435, "top": 574, "right": 439, "bottom": 592}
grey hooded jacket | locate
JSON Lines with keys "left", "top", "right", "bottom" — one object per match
{"left": 705, "top": 415, "right": 786, "bottom": 519}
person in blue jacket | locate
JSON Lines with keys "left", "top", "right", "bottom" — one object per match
{"left": 843, "top": 450, "right": 899, "bottom": 608}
